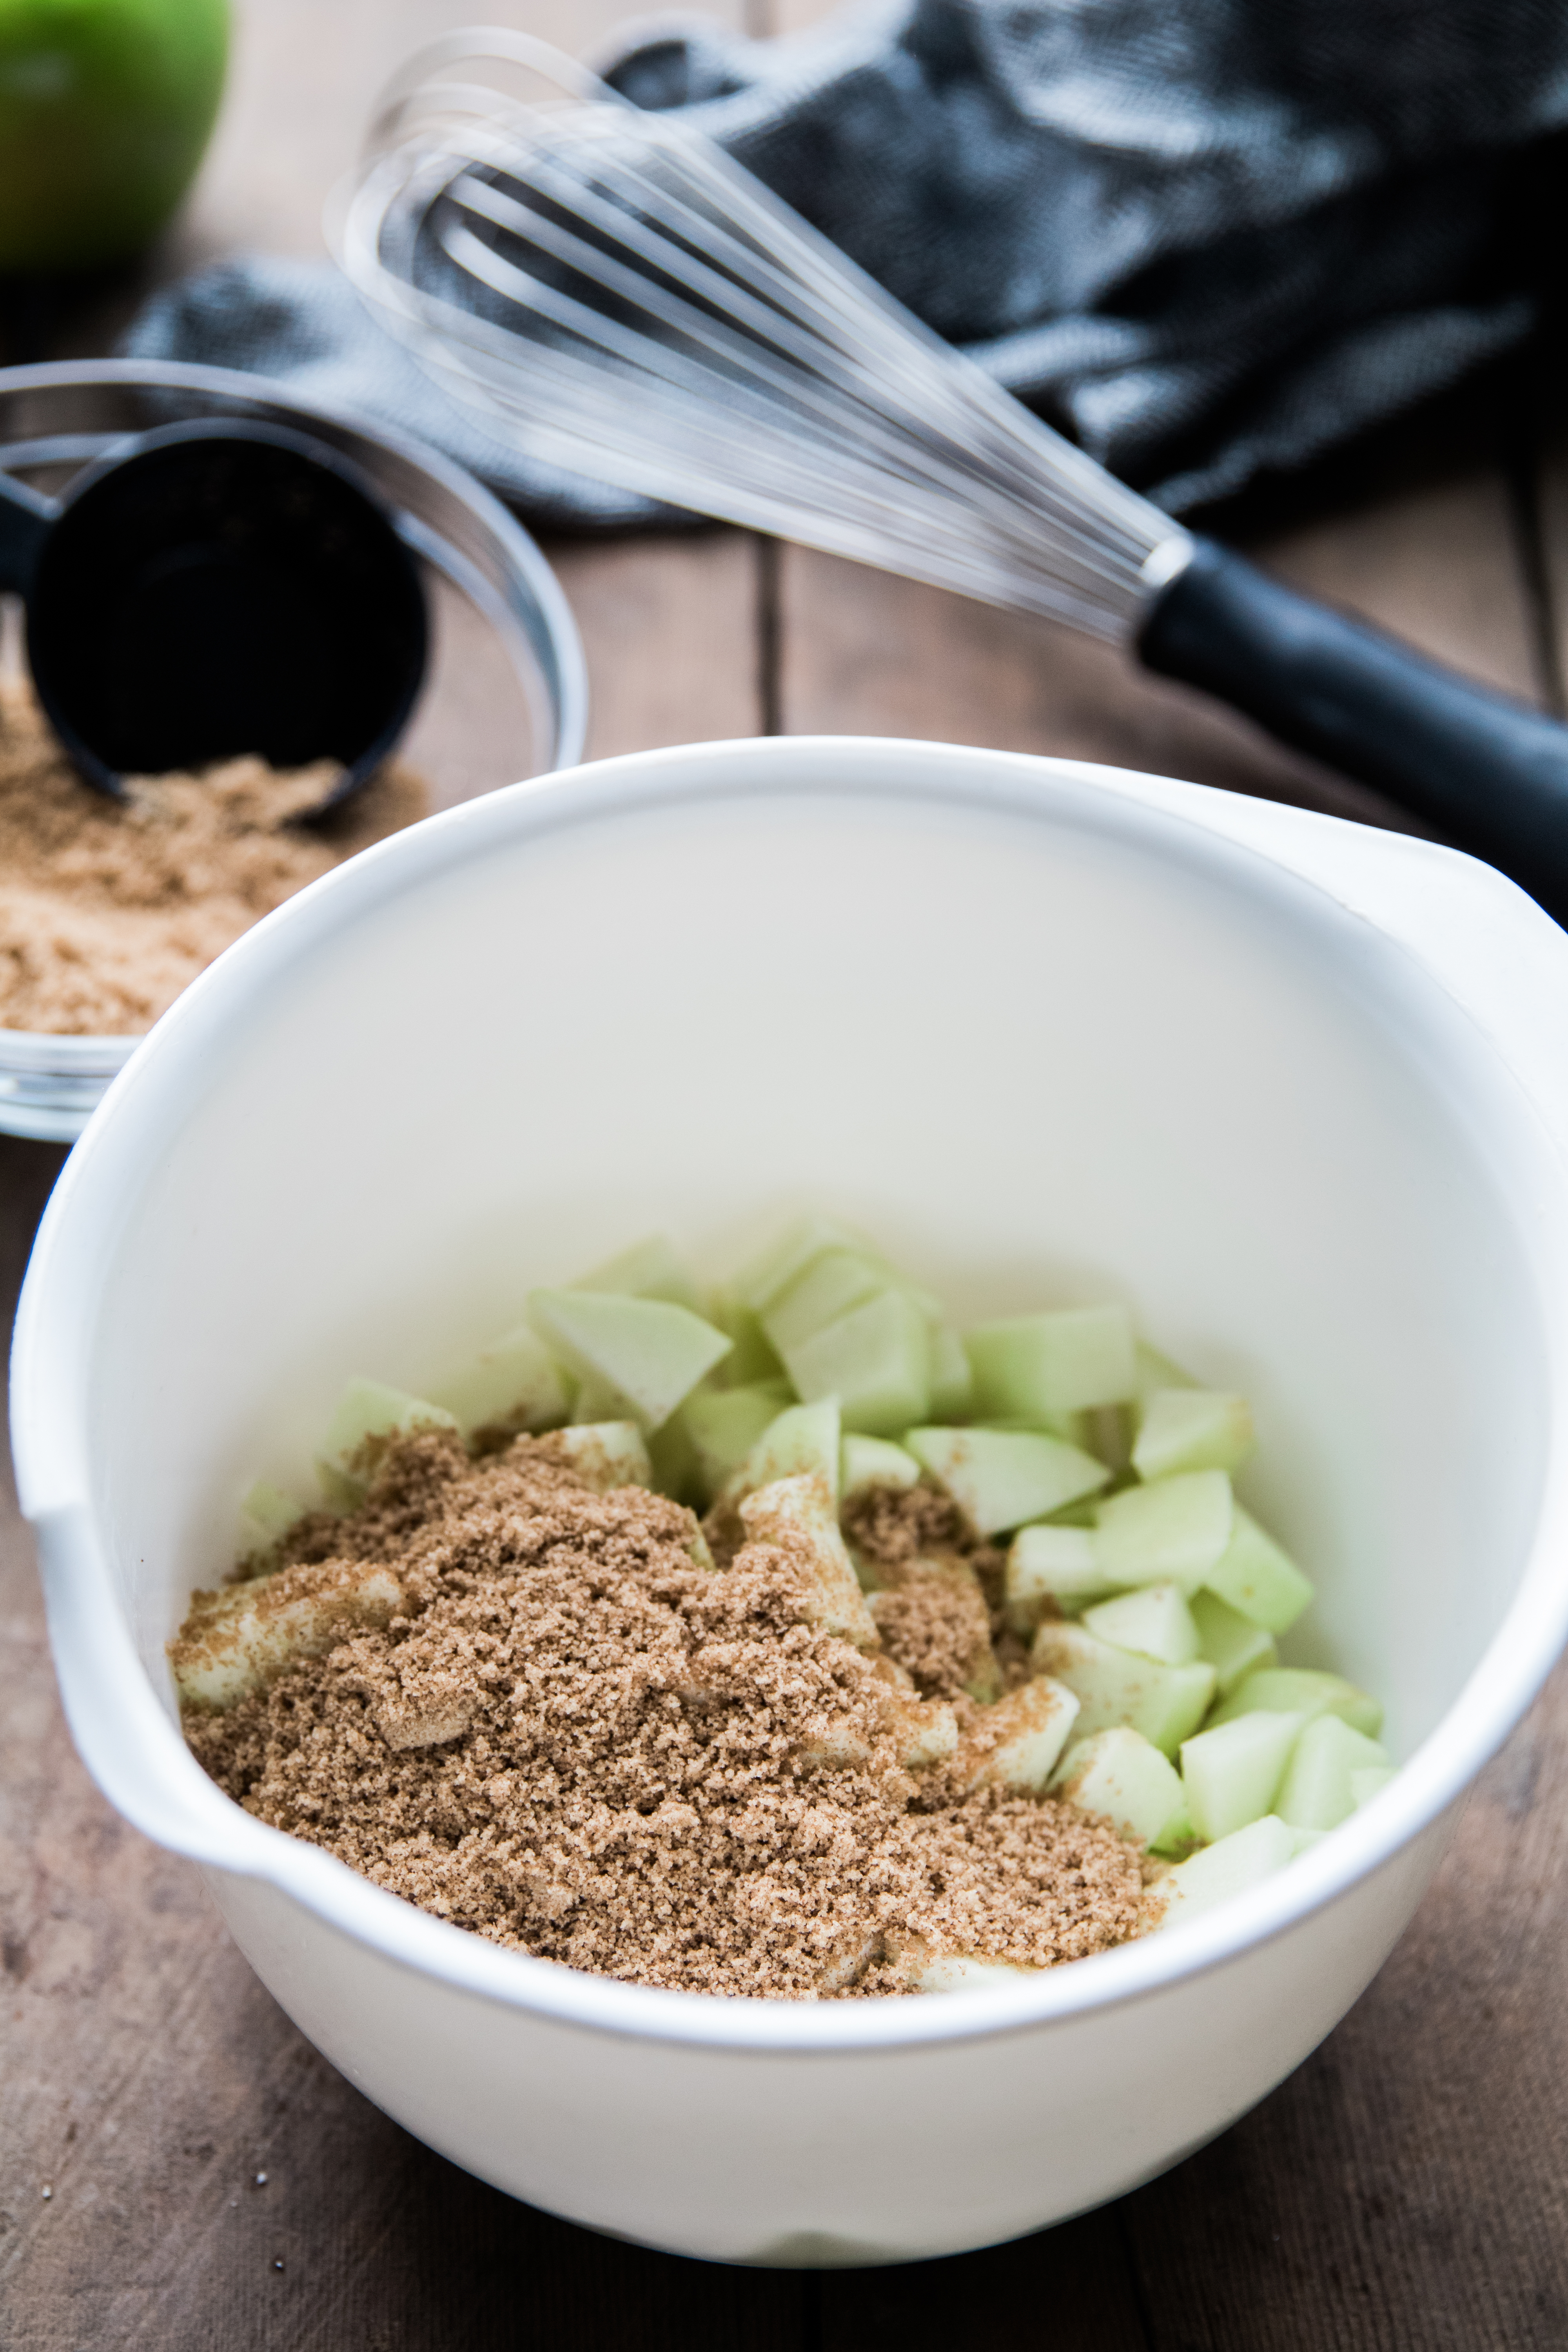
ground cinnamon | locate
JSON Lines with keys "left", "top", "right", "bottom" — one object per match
{"left": 0, "top": 676, "right": 427, "bottom": 1034}
{"left": 182, "top": 1431, "right": 1146, "bottom": 1998}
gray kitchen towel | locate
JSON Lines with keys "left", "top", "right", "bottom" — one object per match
{"left": 123, "top": 0, "right": 1568, "bottom": 526}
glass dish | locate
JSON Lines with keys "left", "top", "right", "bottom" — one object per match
{"left": 0, "top": 359, "right": 588, "bottom": 1142}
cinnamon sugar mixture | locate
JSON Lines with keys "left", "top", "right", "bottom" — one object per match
{"left": 184, "top": 1430, "right": 1145, "bottom": 1997}
{"left": 0, "top": 677, "right": 428, "bottom": 1034}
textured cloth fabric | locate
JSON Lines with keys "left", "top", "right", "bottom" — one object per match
{"left": 124, "top": 0, "right": 1568, "bottom": 525}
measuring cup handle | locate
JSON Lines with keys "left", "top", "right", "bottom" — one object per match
{"left": 0, "top": 472, "right": 56, "bottom": 593}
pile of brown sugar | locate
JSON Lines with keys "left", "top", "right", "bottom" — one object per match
{"left": 0, "top": 676, "right": 428, "bottom": 1034}
{"left": 182, "top": 1431, "right": 1147, "bottom": 1998}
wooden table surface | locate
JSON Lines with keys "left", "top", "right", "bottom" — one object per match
{"left": 5, "top": 4, "right": 1568, "bottom": 2344}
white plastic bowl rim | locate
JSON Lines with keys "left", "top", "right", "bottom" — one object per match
{"left": 16, "top": 734, "right": 1568, "bottom": 2060}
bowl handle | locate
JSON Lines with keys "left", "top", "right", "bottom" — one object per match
{"left": 31, "top": 1501, "right": 280, "bottom": 1873}
{"left": 1125, "top": 774, "right": 1568, "bottom": 1175}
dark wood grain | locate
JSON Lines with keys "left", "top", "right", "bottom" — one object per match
{"left": 1118, "top": 1666, "right": 1568, "bottom": 2351}
{"left": 5, "top": 0, "right": 1568, "bottom": 2339}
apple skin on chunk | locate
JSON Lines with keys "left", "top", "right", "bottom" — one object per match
{"left": 965, "top": 1304, "right": 1137, "bottom": 1422}
{"left": 1031, "top": 1621, "right": 1215, "bottom": 1757}
{"left": 906, "top": 1426, "right": 1108, "bottom": 1537}
{"left": 528, "top": 1289, "right": 732, "bottom": 1433}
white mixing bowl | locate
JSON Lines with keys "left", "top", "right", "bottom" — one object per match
{"left": 14, "top": 736, "right": 1568, "bottom": 2265}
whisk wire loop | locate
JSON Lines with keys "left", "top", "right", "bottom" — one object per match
{"left": 338, "top": 35, "right": 1190, "bottom": 639}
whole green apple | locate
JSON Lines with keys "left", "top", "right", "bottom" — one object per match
{"left": 0, "top": 0, "right": 229, "bottom": 272}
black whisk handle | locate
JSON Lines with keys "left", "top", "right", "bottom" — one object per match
{"left": 1138, "top": 534, "right": 1568, "bottom": 923}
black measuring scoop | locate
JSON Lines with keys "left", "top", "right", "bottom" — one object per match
{"left": 0, "top": 419, "right": 428, "bottom": 814}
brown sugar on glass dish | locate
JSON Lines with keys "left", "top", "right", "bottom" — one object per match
{"left": 172, "top": 1219, "right": 1392, "bottom": 1993}
{"left": 0, "top": 676, "right": 427, "bottom": 1037}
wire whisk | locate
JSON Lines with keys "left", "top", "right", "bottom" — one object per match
{"left": 339, "top": 31, "right": 1568, "bottom": 921}
{"left": 338, "top": 31, "right": 1188, "bottom": 643}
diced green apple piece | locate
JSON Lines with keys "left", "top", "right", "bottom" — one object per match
{"left": 738, "top": 1473, "right": 879, "bottom": 1646}
{"left": 965, "top": 1304, "right": 1138, "bottom": 1422}
{"left": 237, "top": 1479, "right": 305, "bottom": 1562}
{"left": 909, "top": 1953, "right": 1043, "bottom": 1994}
{"left": 782, "top": 1288, "right": 932, "bottom": 1436}
{"left": 1208, "top": 1667, "right": 1383, "bottom": 1740}
{"left": 316, "top": 1377, "right": 458, "bottom": 1504}
{"left": 1030, "top": 1621, "right": 1216, "bottom": 1757}
{"left": 528, "top": 1288, "right": 732, "bottom": 1433}
{"left": 1189, "top": 1588, "right": 1278, "bottom": 1695}
{"left": 743, "top": 1397, "right": 842, "bottom": 1500}
{"left": 703, "top": 1286, "right": 786, "bottom": 1385}
{"left": 1005, "top": 1523, "right": 1120, "bottom": 1619}
{"left": 1179, "top": 1710, "right": 1308, "bottom": 1842}
{"left": 549, "top": 1421, "right": 653, "bottom": 1492}
{"left": 1201, "top": 1504, "right": 1314, "bottom": 1633}
{"left": 647, "top": 1411, "right": 702, "bottom": 1503}
{"left": 760, "top": 1248, "right": 886, "bottom": 1354}
{"left": 1094, "top": 1470, "right": 1233, "bottom": 1593}
{"left": 954, "top": 1675, "right": 1082, "bottom": 1793}
{"left": 731, "top": 1215, "right": 878, "bottom": 1312}
{"left": 571, "top": 1232, "right": 701, "bottom": 1311}
{"left": 1349, "top": 1764, "right": 1396, "bottom": 1809}
{"left": 681, "top": 1381, "right": 795, "bottom": 1498}
{"left": 170, "top": 1558, "right": 405, "bottom": 1710}
{"left": 839, "top": 1433, "right": 921, "bottom": 1500}
{"left": 927, "top": 1323, "right": 975, "bottom": 1421}
{"left": 428, "top": 1322, "right": 572, "bottom": 1437}
{"left": 1134, "top": 1339, "right": 1199, "bottom": 1398}
{"left": 1082, "top": 1581, "right": 1200, "bottom": 1666}
{"left": 570, "top": 1368, "right": 630, "bottom": 1425}
{"left": 869, "top": 1665, "right": 960, "bottom": 1768}
{"left": 1149, "top": 1813, "right": 1297, "bottom": 1929}
{"left": 1132, "top": 1388, "right": 1255, "bottom": 1480}
{"left": 1051, "top": 1726, "right": 1191, "bottom": 1849}
{"left": 1274, "top": 1713, "right": 1392, "bottom": 1829}
{"left": 906, "top": 1426, "right": 1108, "bottom": 1537}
